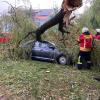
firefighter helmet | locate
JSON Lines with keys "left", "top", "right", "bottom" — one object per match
{"left": 96, "top": 29, "right": 100, "bottom": 33}
{"left": 82, "top": 27, "right": 89, "bottom": 33}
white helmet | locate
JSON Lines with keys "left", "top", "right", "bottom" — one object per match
{"left": 82, "top": 27, "right": 89, "bottom": 33}
{"left": 96, "top": 29, "right": 100, "bottom": 33}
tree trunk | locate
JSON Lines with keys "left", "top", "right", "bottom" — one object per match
{"left": 35, "top": 9, "right": 70, "bottom": 41}
{"left": 35, "top": 0, "right": 82, "bottom": 41}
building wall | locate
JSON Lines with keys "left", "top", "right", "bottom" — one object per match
{"left": 33, "top": 9, "right": 54, "bottom": 26}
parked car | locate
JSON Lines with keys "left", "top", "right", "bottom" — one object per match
{"left": 20, "top": 40, "right": 71, "bottom": 65}
{"left": 32, "top": 41, "right": 71, "bottom": 65}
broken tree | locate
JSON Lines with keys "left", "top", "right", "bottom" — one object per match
{"left": 35, "top": 0, "right": 82, "bottom": 41}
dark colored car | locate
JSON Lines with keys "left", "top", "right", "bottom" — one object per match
{"left": 31, "top": 41, "right": 68, "bottom": 65}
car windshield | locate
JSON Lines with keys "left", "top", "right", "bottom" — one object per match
{"left": 34, "top": 41, "right": 56, "bottom": 49}
{"left": 34, "top": 41, "right": 40, "bottom": 47}
{"left": 44, "top": 41, "right": 56, "bottom": 48}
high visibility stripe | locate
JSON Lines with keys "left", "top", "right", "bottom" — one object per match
{"left": 77, "top": 62, "right": 82, "bottom": 64}
{"left": 83, "top": 34, "right": 93, "bottom": 50}
{"left": 80, "top": 47, "right": 91, "bottom": 51}
{"left": 87, "top": 61, "right": 91, "bottom": 63}
{"left": 77, "top": 56, "right": 82, "bottom": 64}
{"left": 84, "top": 37, "right": 86, "bottom": 48}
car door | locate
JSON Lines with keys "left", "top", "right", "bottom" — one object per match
{"left": 48, "top": 43, "right": 56, "bottom": 59}
{"left": 40, "top": 42, "right": 55, "bottom": 59}
{"left": 39, "top": 43, "right": 50, "bottom": 58}
{"left": 32, "top": 41, "right": 42, "bottom": 57}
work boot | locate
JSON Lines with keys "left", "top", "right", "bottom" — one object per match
{"left": 77, "top": 64, "right": 83, "bottom": 70}
{"left": 86, "top": 61, "right": 92, "bottom": 69}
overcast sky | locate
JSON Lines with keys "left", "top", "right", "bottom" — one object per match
{"left": 0, "top": 0, "right": 91, "bottom": 14}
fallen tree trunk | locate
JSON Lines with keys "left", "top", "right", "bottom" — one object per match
{"left": 35, "top": 0, "right": 82, "bottom": 41}
{"left": 35, "top": 9, "right": 66, "bottom": 41}
{"left": 67, "top": 0, "right": 82, "bottom": 7}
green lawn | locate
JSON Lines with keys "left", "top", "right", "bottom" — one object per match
{"left": 0, "top": 59, "right": 100, "bottom": 100}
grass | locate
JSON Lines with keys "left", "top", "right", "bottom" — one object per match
{"left": 0, "top": 59, "right": 100, "bottom": 100}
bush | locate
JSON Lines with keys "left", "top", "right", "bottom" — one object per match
{"left": 92, "top": 40, "right": 100, "bottom": 67}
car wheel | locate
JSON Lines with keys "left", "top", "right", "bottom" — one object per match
{"left": 57, "top": 55, "right": 67, "bottom": 65}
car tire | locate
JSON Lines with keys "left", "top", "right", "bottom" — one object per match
{"left": 57, "top": 55, "right": 67, "bottom": 65}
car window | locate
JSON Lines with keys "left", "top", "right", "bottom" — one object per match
{"left": 34, "top": 41, "right": 56, "bottom": 50}
{"left": 34, "top": 41, "right": 41, "bottom": 49}
{"left": 47, "top": 43, "right": 55, "bottom": 49}
{"left": 40, "top": 43, "right": 48, "bottom": 48}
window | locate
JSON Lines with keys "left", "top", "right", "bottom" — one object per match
{"left": 34, "top": 41, "right": 41, "bottom": 49}
{"left": 40, "top": 43, "right": 48, "bottom": 48}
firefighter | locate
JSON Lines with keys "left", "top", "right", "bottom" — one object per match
{"left": 77, "top": 27, "right": 94, "bottom": 69}
{"left": 95, "top": 29, "right": 100, "bottom": 40}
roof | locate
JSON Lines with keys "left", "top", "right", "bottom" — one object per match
{"left": 35, "top": 9, "right": 53, "bottom": 20}
{"left": 33, "top": 9, "right": 54, "bottom": 25}
{"left": 35, "top": 9, "right": 53, "bottom": 16}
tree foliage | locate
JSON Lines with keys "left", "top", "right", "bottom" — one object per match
{"left": 77, "top": 0, "right": 100, "bottom": 67}
{"left": 0, "top": 2, "right": 37, "bottom": 59}
{"left": 78, "top": 0, "right": 100, "bottom": 29}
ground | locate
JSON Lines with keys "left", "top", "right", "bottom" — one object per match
{"left": 0, "top": 60, "right": 100, "bottom": 100}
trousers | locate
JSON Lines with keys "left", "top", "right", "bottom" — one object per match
{"left": 77, "top": 51, "right": 92, "bottom": 69}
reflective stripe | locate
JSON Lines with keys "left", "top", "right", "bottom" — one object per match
{"left": 77, "top": 56, "right": 82, "bottom": 64}
{"left": 84, "top": 34, "right": 93, "bottom": 49}
{"left": 84, "top": 37, "right": 86, "bottom": 48}
{"left": 77, "top": 38, "right": 80, "bottom": 42}
{"left": 80, "top": 47, "right": 91, "bottom": 51}
{"left": 84, "top": 35, "right": 93, "bottom": 39}
{"left": 87, "top": 61, "right": 91, "bottom": 63}
{"left": 77, "top": 62, "right": 82, "bottom": 64}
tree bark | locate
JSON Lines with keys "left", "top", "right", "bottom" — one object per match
{"left": 35, "top": 9, "right": 68, "bottom": 41}
{"left": 35, "top": 0, "right": 82, "bottom": 41}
